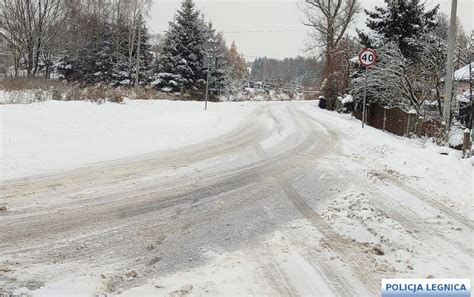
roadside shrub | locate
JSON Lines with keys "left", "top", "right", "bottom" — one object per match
{"left": 126, "top": 87, "right": 173, "bottom": 100}
{"left": 2, "top": 89, "right": 51, "bottom": 104}
{"left": 0, "top": 77, "right": 66, "bottom": 91}
{"left": 0, "top": 78, "right": 185, "bottom": 104}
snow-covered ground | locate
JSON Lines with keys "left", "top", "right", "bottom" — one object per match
{"left": 0, "top": 99, "right": 266, "bottom": 180}
{"left": 113, "top": 103, "right": 473, "bottom": 296}
{"left": 301, "top": 106, "right": 473, "bottom": 218}
{"left": 1, "top": 100, "right": 472, "bottom": 296}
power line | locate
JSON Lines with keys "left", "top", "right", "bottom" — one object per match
{"left": 224, "top": 29, "right": 301, "bottom": 33}
{"left": 149, "top": 29, "right": 305, "bottom": 34}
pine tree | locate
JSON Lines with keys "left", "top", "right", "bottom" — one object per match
{"left": 57, "top": 14, "right": 154, "bottom": 88}
{"left": 136, "top": 24, "right": 155, "bottom": 85}
{"left": 205, "top": 25, "right": 231, "bottom": 96}
{"left": 156, "top": 0, "right": 207, "bottom": 95}
{"left": 87, "top": 26, "right": 116, "bottom": 85}
{"left": 228, "top": 41, "right": 247, "bottom": 80}
{"left": 60, "top": 23, "right": 116, "bottom": 85}
{"left": 359, "top": 0, "right": 439, "bottom": 61}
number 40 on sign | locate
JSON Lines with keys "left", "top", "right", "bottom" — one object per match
{"left": 358, "top": 48, "right": 377, "bottom": 68}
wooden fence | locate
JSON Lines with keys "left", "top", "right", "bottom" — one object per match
{"left": 353, "top": 104, "right": 440, "bottom": 137}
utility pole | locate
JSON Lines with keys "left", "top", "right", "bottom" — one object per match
{"left": 443, "top": 0, "right": 458, "bottom": 131}
{"left": 134, "top": 14, "right": 142, "bottom": 90}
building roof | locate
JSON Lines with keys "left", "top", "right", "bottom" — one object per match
{"left": 454, "top": 62, "right": 474, "bottom": 82}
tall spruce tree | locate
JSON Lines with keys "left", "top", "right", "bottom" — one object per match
{"left": 205, "top": 24, "right": 231, "bottom": 96}
{"left": 58, "top": 12, "right": 154, "bottom": 87}
{"left": 156, "top": 0, "right": 207, "bottom": 95}
{"left": 359, "top": 0, "right": 438, "bottom": 61}
{"left": 228, "top": 41, "right": 247, "bottom": 80}
{"left": 63, "top": 23, "right": 116, "bottom": 85}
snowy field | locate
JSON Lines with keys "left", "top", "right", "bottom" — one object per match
{"left": 0, "top": 99, "right": 266, "bottom": 180}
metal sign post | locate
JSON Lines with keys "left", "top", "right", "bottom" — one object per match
{"left": 358, "top": 48, "right": 377, "bottom": 128}
{"left": 203, "top": 41, "right": 217, "bottom": 111}
{"left": 205, "top": 63, "right": 210, "bottom": 110}
{"left": 362, "top": 67, "right": 368, "bottom": 128}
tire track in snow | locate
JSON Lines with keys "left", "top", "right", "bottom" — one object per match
{"left": 333, "top": 159, "right": 474, "bottom": 257}
{"left": 249, "top": 243, "right": 298, "bottom": 297}
{"left": 317, "top": 158, "right": 474, "bottom": 271}
{"left": 253, "top": 143, "right": 380, "bottom": 296}
{"left": 376, "top": 172, "right": 474, "bottom": 229}
{"left": 274, "top": 172, "right": 380, "bottom": 295}
{"left": 0, "top": 103, "right": 340, "bottom": 294}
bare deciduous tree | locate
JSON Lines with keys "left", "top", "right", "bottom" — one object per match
{"left": 0, "top": 32, "right": 13, "bottom": 77}
{"left": 300, "top": 0, "right": 360, "bottom": 103}
{"left": 0, "top": 0, "right": 73, "bottom": 77}
{"left": 114, "top": 0, "right": 151, "bottom": 87}
{"left": 300, "top": 0, "right": 360, "bottom": 57}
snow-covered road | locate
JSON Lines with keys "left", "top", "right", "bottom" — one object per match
{"left": 0, "top": 101, "right": 472, "bottom": 296}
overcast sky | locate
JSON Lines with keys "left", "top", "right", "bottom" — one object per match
{"left": 149, "top": 0, "right": 474, "bottom": 60}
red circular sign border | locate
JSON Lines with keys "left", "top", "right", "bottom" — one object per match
{"left": 358, "top": 48, "right": 377, "bottom": 68}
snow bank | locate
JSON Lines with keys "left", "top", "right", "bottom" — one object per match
{"left": 301, "top": 104, "right": 473, "bottom": 217}
{"left": 0, "top": 99, "right": 265, "bottom": 180}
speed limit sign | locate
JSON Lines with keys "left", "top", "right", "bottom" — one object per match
{"left": 359, "top": 48, "right": 377, "bottom": 130}
{"left": 358, "top": 48, "right": 377, "bottom": 68}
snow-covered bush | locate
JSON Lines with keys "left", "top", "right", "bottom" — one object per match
{"left": 448, "top": 122, "right": 465, "bottom": 149}
{"left": 0, "top": 89, "right": 52, "bottom": 104}
{"left": 224, "top": 86, "right": 302, "bottom": 102}
{"left": 337, "top": 94, "right": 354, "bottom": 113}
{"left": 151, "top": 73, "right": 185, "bottom": 93}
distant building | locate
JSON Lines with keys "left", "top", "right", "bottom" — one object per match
{"left": 454, "top": 62, "right": 474, "bottom": 93}
{"left": 452, "top": 63, "right": 473, "bottom": 125}
{"left": 439, "top": 63, "right": 473, "bottom": 102}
